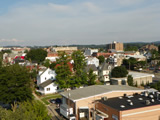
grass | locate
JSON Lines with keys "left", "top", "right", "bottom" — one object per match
{"left": 41, "top": 93, "right": 62, "bottom": 105}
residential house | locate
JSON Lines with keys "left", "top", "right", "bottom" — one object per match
{"left": 99, "top": 62, "right": 113, "bottom": 85}
{"left": 86, "top": 57, "right": 99, "bottom": 67}
{"left": 60, "top": 85, "right": 144, "bottom": 120}
{"left": 37, "top": 68, "right": 57, "bottom": 94}
{"left": 45, "top": 52, "right": 59, "bottom": 62}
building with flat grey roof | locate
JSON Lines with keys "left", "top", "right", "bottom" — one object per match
{"left": 60, "top": 85, "right": 144, "bottom": 120}
{"left": 111, "top": 71, "right": 154, "bottom": 86}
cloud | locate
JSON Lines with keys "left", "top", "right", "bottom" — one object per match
{"left": 48, "top": 3, "right": 71, "bottom": 11}
{"left": 83, "top": 2, "right": 101, "bottom": 13}
{"left": 0, "top": 38, "right": 23, "bottom": 43}
{"left": 0, "top": 0, "right": 160, "bottom": 46}
{"left": 116, "top": 0, "right": 145, "bottom": 6}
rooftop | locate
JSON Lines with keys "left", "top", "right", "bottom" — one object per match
{"left": 99, "top": 91, "right": 160, "bottom": 111}
{"left": 60, "top": 85, "right": 143, "bottom": 101}
{"left": 39, "top": 79, "right": 54, "bottom": 88}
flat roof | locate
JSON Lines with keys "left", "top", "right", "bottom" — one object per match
{"left": 100, "top": 92, "right": 160, "bottom": 111}
{"left": 60, "top": 85, "right": 143, "bottom": 101}
{"left": 129, "top": 71, "right": 154, "bottom": 78}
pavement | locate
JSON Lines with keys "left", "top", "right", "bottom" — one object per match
{"left": 33, "top": 93, "right": 64, "bottom": 120}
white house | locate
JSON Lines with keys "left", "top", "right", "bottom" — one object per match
{"left": 37, "top": 68, "right": 57, "bottom": 94}
{"left": 86, "top": 57, "right": 99, "bottom": 67}
{"left": 99, "top": 63, "right": 113, "bottom": 85}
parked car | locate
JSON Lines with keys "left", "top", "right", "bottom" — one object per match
{"left": 55, "top": 98, "right": 62, "bottom": 104}
{"left": 50, "top": 99, "right": 56, "bottom": 104}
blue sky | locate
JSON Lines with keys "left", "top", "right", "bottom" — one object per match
{"left": 0, "top": 0, "right": 160, "bottom": 46}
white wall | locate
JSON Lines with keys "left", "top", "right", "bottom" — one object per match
{"left": 44, "top": 83, "right": 58, "bottom": 94}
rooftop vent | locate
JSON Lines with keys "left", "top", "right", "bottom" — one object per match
{"left": 129, "top": 102, "right": 133, "bottom": 106}
{"left": 149, "top": 95, "right": 154, "bottom": 98}
{"left": 145, "top": 92, "right": 148, "bottom": 97}
{"left": 145, "top": 100, "right": 150, "bottom": 105}
{"left": 123, "top": 94, "right": 127, "bottom": 98}
{"left": 139, "top": 98, "right": 143, "bottom": 101}
{"left": 119, "top": 97, "right": 123, "bottom": 99}
{"left": 101, "top": 97, "right": 107, "bottom": 101}
{"left": 120, "top": 105, "right": 125, "bottom": 108}
{"left": 151, "top": 99, "right": 155, "bottom": 103}
{"left": 127, "top": 95, "right": 133, "bottom": 98}
{"left": 127, "top": 99, "right": 131, "bottom": 102}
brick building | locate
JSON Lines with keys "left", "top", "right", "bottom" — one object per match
{"left": 106, "top": 41, "right": 124, "bottom": 52}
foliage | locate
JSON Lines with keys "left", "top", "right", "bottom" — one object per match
{"left": 127, "top": 75, "right": 133, "bottom": 86}
{"left": 158, "top": 45, "right": 160, "bottom": 54}
{"left": 0, "top": 64, "right": 33, "bottom": 104}
{"left": 43, "top": 59, "right": 50, "bottom": 68}
{"left": 87, "top": 69, "right": 96, "bottom": 85}
{"left": 124, "top": 46, "right": 138, "bottom": 51}
{"left": 55, "top": 52, "right": 72, "bottom": 89}
{"left": 26, "top": 49, "right": 47, "bottom": 63}
{"left": 49, "top": 62, "right": 57, "bottom": 69}
{"left": 98, "top": 55, "right": 105, "bottom": 64}
{"left": 151, "top": 49, "right": 159, "bottom": 59}
{"left": 150, "top": 81, "right": 160, "bottom": 91}
{"left": 71, "top": 50, "right": 87, "bottom": 87}
{"left": 111, "top": 66, "right": 128, "bottom": 78}
{"left": 0, "top": 100, "right": 50, "bottom": 120}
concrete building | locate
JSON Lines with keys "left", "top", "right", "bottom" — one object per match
{"left": 106, "top": 41, "right": 124, "bottom": 52}
{"left": 111, "top": 71, "right": 154, "bottom": 86}
{"left": 140, "top": 44, "right": 158, "bottom": 51}
{"left": 84, "top": 49, "right": 98, "bottom": 56}
{"left": 60, "top": 85, "right": 144, "bottom": 120}
{"left": 96, "top": 90, "right": 160, "bottom": 120}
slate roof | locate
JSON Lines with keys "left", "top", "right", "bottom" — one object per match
{"left": 60, "top": 85, "right": 143, "bottom": 101}
{"left": 39, "top": 79, "right": 53, "bottom": 88}
{"left": 85, "top": 64, "right": 98, "bottom": 72}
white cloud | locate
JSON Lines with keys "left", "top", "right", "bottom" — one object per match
{"left": 83, "top": 2, "right": 101, "bottom": 13}
{"left": 0, "top": 1, "right": 160, "bottom": 46}
{"left": 0, "top": 38, "right": 23, "bottom": 43}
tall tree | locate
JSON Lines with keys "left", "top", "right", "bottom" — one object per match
{"left": 26, "top": 49, "right": 47, "bottom": 63}
{"left": 55, "top": 52, "right": 72, "bottom": 89}
{"left": 71, "top": 50, "right": 87, "bottom": 87}
{"left": 0, "top": 64, "right": 33, "bottom": 104}
{"left": 87, "top": 69, "right": 96, "bottom": 85}
{"left": 111, "top": 66, "right": 128, "bottom": 78}
{"left": 127, "top": 75, "right": 134, "bottom": 86}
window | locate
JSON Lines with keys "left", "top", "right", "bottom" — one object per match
{"left": 47, "top": 88, "right": 50, "bottom": 91}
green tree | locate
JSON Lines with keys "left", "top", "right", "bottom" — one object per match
{"left": 49, "top": 62, "right": 57, "bottom": 69}
{"left": 87, "top": 69, "right": 96, "bottom": 85}
{"left": 55, "top": 52, "right": 72, "bottom": 89}
{"left": 127, "top": 75, "right": 133, "bottom": 86}
{"left": 43, "top": 59, "right": 50, "bottom": 68}
{"left": 0, "top": 64, "right": 33, "bottom": 104}
{"left": 123, "top": 57, "right": 137, "bottom": 70}
{"left": 26, "top": 49, "right": 47, "bottom": 63}
{"left": 0, "top": 100, "right": 50, "bottom": 120}
{"left": 98, "top": 56, "right": 105, "bottom": 64}
{"left": 111, "top": 66, "right": 128, "bottom": 78}
{"left": 125, "top": 46, "right": 138, "bottom": 51}
{"left": 71, "top": 50, "right": 87, "bottom": 87}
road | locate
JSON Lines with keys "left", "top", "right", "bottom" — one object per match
{"left": 33, "top": 93, "right": 64, "bottom": 120}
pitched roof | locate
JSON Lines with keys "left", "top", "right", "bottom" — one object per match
{"left": 60, "top": 85, "right": 143, "bottom": 101}
{"left": 85, "top": 64, "right": 97, "bottom": 72}
{"left": 39, "top": 79, "right": 53, "bottom": 88}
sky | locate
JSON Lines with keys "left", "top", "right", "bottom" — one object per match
{"left": 0, "top": 0, "right": 160, "bottom": 46}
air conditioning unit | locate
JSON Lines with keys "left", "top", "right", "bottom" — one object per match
{"left": 101, "top": 97, "right": 107, "bottom": 101}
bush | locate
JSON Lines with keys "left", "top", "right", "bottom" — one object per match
{"left": 111, "top": 66, "right": 128, "bottom": 78}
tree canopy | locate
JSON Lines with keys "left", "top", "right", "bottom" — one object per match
{"left": 124, "top": 46, "right": 138, "bottom": 51}
{"left": 71, "top": 50, "right": 87, "bottom": 87}
{"left": 87, "top": 69, "right": 96, "bottom": 85}
{"left": 55, "top": 52, "right": 72, "bottom": 89}
{"left": 111, "top": 66, "right": 128, "bottom": 78}
{"left": 26, "top": 49, "right": 47, "bottom": 63}
{"left": 0, "top": 100, "right": 50, "bottom": 120}
{"left": 98, "top": 55, "right": 105, "bottom": 64}
{"left": 0, "top": 64, "right": 33, "bottom": 104}
{"left": 127, "top": 75, "right": 134, "bottom": 86}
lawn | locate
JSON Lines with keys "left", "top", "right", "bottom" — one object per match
{"left": 41, "top": 93, "right": 62, "bottom": 105}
